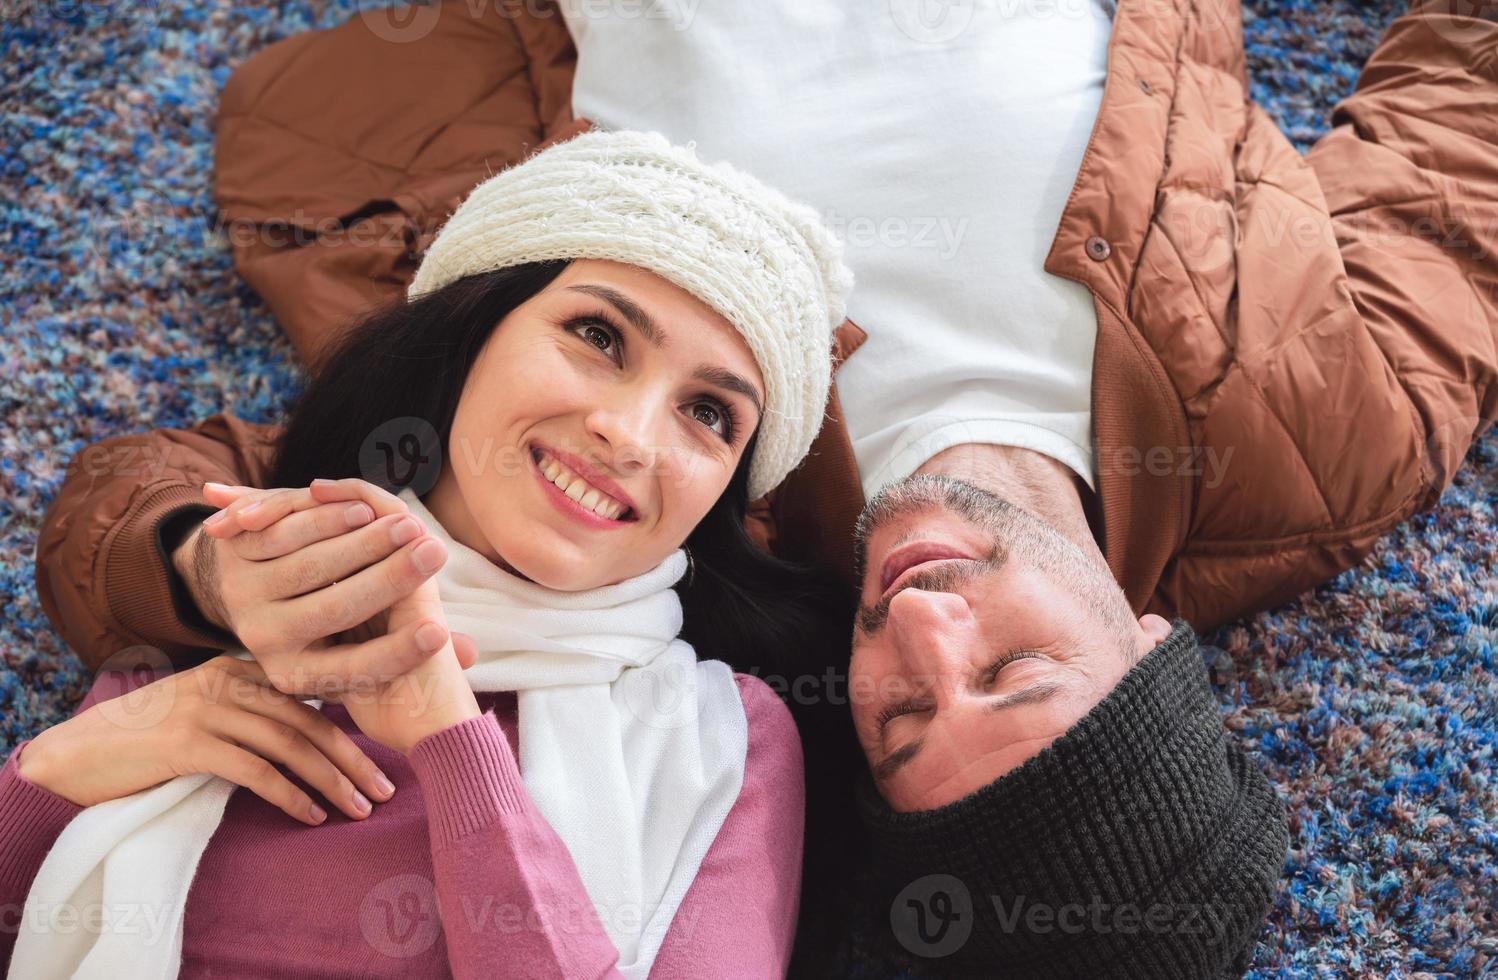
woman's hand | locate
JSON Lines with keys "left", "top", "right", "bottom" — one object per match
{"left": 339, "top": 575, "right": 482, "bottom": 757}
{"left": 18, "top": 657, "right": 396, "bottom": 825}
{"left": 174, "top": 479, "right": 477, "bottom": 696}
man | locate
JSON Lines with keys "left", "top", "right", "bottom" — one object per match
{"left": 32, "top": 0, "right": 1496, "bottom": 974}
{"left": 845, "top": 474, "right": 1288, "bottom": 975}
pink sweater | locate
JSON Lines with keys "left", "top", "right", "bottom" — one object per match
{"left": 0, "top": 671, "right": 804, "bottom": 978}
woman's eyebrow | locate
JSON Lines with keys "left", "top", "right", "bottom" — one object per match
{"left": 694, "top": 366, "right": 763, "bottom": 417}
{"left": 565, "top": 283, "right": 764, "bottom": 417}
{"left": 564, "top": 283, "right": 662, "bottom": 346}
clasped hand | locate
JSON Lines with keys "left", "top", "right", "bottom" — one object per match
{"left": 21, "top": 479, "right": 481, "bottom": 823}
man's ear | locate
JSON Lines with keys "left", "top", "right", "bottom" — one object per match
{"left": 1138, "top": 613, "right": 1173, "bottom": 646}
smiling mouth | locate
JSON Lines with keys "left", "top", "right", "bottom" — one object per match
{"left": 531, "top": 447, "right": 636, "bottom": 522}
{"left": 879, "top": 540, "right": 982, "bottom": 596}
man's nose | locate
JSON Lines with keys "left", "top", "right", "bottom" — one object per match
{"left": 886, "top": 588, "right": 981, "bottom": 696}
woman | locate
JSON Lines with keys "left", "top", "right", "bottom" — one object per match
{"left": 1, "top": 130, "right": 852, "bottom": 978}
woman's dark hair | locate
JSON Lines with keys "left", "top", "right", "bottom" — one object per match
{"left": 274, "top": 261, "right": 865, "bottom": 974}
{"left": 270, "top": 260, "right": 850, "bottom": 680}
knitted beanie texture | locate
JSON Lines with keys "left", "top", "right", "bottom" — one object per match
{"left": 856, "top": 621, "right": 1289, "bottom": 979}
{"left": 408, "top": 129, "right": 853, "bottom": 499}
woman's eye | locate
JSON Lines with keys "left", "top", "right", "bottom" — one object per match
{"left": 688, "top": 401, "right": 733, "bottom": 441}
{"left": 691, "top": 403, "right": 721, "bottom": 428}
{"left": 582, "top": 324, "right": 615, "bottom": 352}
{"left": 566, "top": 316, "right": 623, "bottom": 361}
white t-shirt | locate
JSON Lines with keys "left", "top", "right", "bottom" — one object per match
{"left": 560, "top": 0, "right": 1112, "bottom": 497}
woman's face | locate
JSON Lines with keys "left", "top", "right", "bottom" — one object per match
{"left": 426, "top": 259, "right": 765, "bottom": 591}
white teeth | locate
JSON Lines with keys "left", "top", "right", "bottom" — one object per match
{"left": 536, "top": 450, "right": 629, "bottom": 520}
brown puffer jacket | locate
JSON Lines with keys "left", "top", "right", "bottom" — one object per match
{"left": 34, "top": 0, "right": 1497, "bottom": 670}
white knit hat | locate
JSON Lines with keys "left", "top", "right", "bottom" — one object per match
{"left": 407, "top": 129, "right": 853, "bottom": 500}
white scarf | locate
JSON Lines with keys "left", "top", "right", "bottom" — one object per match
{"left": 11, "top": 491, "right": 748, "bottom": 980}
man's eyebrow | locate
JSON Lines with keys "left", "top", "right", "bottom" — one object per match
{"left": 873, "top": 736, "right": 926, "bottom": 781}
{"left": 693, "top": 366, "right": 763, "bottom": 417}
{"left": 564, "top": 284, "right": 662, "bottom": 347}
{"left": 872, "top": 682, "right": 1065, "bottom": 782}
{"left": 985, "top": 681, "right": 1065, "bottom": 712}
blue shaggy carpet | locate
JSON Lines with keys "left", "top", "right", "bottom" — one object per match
{"left": 1, "top": 0, "right": 1494, "bottom": 975}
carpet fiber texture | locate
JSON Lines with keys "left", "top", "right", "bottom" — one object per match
{"left": 1, "top": 0, "right": 1493, "bottom": 975}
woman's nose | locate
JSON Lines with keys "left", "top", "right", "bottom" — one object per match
{"left": 585, "top": 396, "right": 663, "bottom": 473}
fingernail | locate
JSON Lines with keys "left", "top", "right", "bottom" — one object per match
{"left": 242, "top": 499, "right": 263, "bottom": 514}
{"left": 389, "top": 516, "right": 420, "bottom": 547}
{"left": 309, "top": 804, "right": 328, "bottom": 824}
{"left": 203, "top": 510, "right": 226, "bottom": 526}
{"left": 413, "top": 539, "right": 445, "bottom": 575}
{"left": 345, "top": 503, "right": 374, "bottom": 528}
{"left": 374, "top": 772, "right": 396, "bottom": 798}
{"left": 205, "top": 482, "right": 230, "bottom": 492}
{"left": 415, "top": 621, "right": 446, "bottom": 653}
{"left": 352, "top": 790, "right": 372, "bottom": 815}
{"left": 312, "top": 478, "right": 337, "bottom": 488}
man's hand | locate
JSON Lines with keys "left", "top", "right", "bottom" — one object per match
{"left": 170, "top": 479, "right": 477, "bottom": 696}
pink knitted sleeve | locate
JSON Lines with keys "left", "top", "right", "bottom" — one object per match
{"left": 0, "top": 667, "right": 153, "bottom": 971}
{"left": 0, "top": 742, "right": 87, "bottom": 971}
{"left": 408, "top": 673, "right": 805, "bottom": 979}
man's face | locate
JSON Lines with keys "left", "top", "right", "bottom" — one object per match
{"left": 850, "top": 475, "right": 1172, "bottom": 812}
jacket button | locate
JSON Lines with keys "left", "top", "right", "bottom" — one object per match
{"left": 1085, "top": 236, "right": 1111, "bottom": 261}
